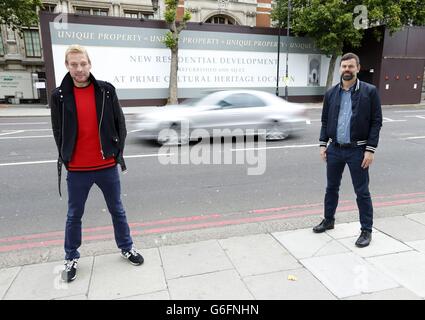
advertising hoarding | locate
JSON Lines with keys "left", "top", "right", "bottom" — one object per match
{"left": 40, "top": 13, "right": 340, "bottom": 106}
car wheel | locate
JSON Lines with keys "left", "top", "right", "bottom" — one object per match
{"left": 265, "top": 120, "right": 291, "bottom": 141}
{"left": 157, "top": 123, "right": 190, "bottom": 146}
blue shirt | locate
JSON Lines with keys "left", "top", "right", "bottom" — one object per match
{"left": 337, "top": 85, "right": 354, "bottom": 144}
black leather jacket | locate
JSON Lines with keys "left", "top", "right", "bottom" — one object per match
{"left": 50, "top": 73, "right": 127, "bottom": 195}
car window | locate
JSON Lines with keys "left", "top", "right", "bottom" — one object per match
{"left": 221, "top": 93, "right": 266, "bottom": 108}
{"left": 217, "top": 99, "right": 233, "bottom": 108}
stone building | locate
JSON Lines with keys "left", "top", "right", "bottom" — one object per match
{"left": 0, "top": 0, "right": 273, "bottom": 103}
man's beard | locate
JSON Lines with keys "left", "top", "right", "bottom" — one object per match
{"left": 342, "top": 72, "right": 355, "bottom": 81}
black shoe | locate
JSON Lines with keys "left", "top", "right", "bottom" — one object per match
{"left": 121, "top": 248, "right": 144, "bottom": 266}
{"left": 313, "top": 219, "right": 335, "bottom": 233}
{"left": 61, "top": 259, "right": 78, "bottom": 282}
{"left": 355, "top": 230, "right": 372, "bottom": 248}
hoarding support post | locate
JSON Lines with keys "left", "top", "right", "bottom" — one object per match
{"left": 285, "top": 0, "right": 291, "bottom": 101}
{"left": 276, "top": 25, "right": 281, "bottom": 97}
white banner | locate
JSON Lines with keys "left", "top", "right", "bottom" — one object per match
{"left": 52, "top": 45, "right": 338, "bottom": 90}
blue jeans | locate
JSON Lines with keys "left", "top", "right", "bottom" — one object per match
{"left": 324, "top": 143, "right": 373, "bottom": 232}
{"left": 65, "top": 166, "right": 133, "bottom": 260}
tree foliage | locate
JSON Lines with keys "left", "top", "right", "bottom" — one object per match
{"left": 0, "top": 0, "right": 42, "bottom": 30}
{"left": 271, "top": 0, "right": 425, "bottom": 89}
{"left": 163, "top": 0, "right": 191, "bottom": 50}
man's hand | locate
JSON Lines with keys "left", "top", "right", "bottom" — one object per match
{"left": 320, "top": 146, "right": 327, "bottom": 162}
{"left": 361, "top": 151, "right": 374, "bottom": 169}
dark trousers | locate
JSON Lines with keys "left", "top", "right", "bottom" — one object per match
{"left": 65, "top": 165, "right": 133, "bottom": 260}
{"left": 324, "top": 143, "right": 373, "bottom": 232}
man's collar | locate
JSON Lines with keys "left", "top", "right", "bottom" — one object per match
{"left": 339, "top": 78, "right": 360, "bottom": 92}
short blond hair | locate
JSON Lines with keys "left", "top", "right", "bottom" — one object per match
{"left": 65, "top": 44, "right": 91, "bottom": 64}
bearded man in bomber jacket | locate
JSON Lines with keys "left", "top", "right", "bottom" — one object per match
{"left": 50, "top": 45, "right": 143, "bottom": 283}
{"left": 313, "top": 52, "right": 383, "bottom": 248}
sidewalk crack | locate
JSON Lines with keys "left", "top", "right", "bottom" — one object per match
{"left": 86, "top": 255, "right": 96, "bottom": 299}
{"left": 1, "top": 266, "right": 23, "bottom": 300}
{"left": 311, "top": 238, "right": 335, "bottom": 257}
{"left": 217, "top": 239, "right": 256, "bottom": 300}
{"left": 157, "top": 247, "right": 171, "bottom": 299}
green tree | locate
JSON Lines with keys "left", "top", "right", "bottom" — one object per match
{"left": 0, "top": 0, "right": 42, "bottom": 31}
{"left": 163, "top": 0, "right": 191, "bottom": 105}
{"left": 271, "top": 0, "right": 425, "bottom": 90}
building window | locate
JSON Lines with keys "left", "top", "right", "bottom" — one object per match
{"left": 23, "top": 29, "right": 41, "bottom": 57}
{"left": 205, "top": 15, "right": 236, "bottom": 25}
{"left": 0, "top": 33, "right": 4, "bottom": 56}
{"left": 75, "top": 7, "right": 108, "bottom": 16}
{"left": 41, "top": 3, "right": 56, "bottom": 12}
{"left": 75, "top": 7, "right": 91, "bottom": 15}
{"left": 124, "top": 11, "right": 139, "bottom": 19}
{"left": 123, "top": 10, "right": 153, "bottom": 20}
{"left": 93, "top": 8, "right": 108, "bottom": 16}
{"left": 6, "top": 28, "right": 16, "bottom": 41}
{"left": 142, "top": 13, "right": 154, "bottom": 20}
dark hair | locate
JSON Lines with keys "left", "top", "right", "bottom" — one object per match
{"left": 340, "top": 53, "right": 360, "bottom": 66}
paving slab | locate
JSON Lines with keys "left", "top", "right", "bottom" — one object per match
{"left": 373, "top": 216, "right": 425, "bottom": 242}
{"left": 4, "top": 257, "right": 93, "bottom": 300}
{"left": 116, "top": 290, "right": 170, "bottom": 300}
{"left": 0, "top": 267, "right": 21, "bottom": 300}
{"left": 311, "top": 239, "right": 350, "bottom": 257}
{"left": 300, "top": 252, "right": 399, "bottom": 299}
{"left": 367, "top": 251, "right": 425, "bottom": 298}
{"left": 325, "top": 222, "right": 362, "bottom": 239}
{"left": 243, "top": 268, "right": 336, "bottom": 300}
{"left": 405, "top": 240, "right": 425, "bottom": 253}
{"left": 160, "top": 240, "right": 233, "bottom": 280}
{"left": 344, "top": 287, "right": 422, "bottom": 300}
{"left": 219, "top": 234, "right": 301, "bottom": 277}
{"left": 406, "top": 212, "right": 425, "bottom": 226}
{"left": 168, "top": 269, "right": 253, "bottom": 300}
{"left": 272, "top": 228, "right": 348, "bottom": 259}
{"left": 339, "top": 232, "right": 412, "bottom": 258}
{"left": 88, "top": 249, "right": 166, "bottom": 300}
{"left": 55, "top": 294, "right": 88, "bottom": 300}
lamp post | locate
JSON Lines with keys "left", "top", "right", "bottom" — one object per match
{"left": 285, "top": 0, "right": 291, "bottom": 101}
{"left": 276, "top": 23, "right": 281, "bottom": 96}
{"left": 151, "top": 0, "right": 159, "bottom": 18}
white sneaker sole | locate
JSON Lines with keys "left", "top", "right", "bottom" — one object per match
{"left": 121, "top": 253, "right": 143, "bottom": 266}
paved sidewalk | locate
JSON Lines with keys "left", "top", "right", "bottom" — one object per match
{"left": 1, "top": 213, "right": 425, "bottom": 300}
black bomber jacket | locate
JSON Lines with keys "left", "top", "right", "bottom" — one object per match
{"left": 319, "top": 79, "right": 383, "bottom": 153}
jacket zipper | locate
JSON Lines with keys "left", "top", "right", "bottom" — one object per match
{"left": 61, "top": 101, "right": 65, "bottom": 156}
{"left": 99, "top": 89, "right": 106, "bottom": 159}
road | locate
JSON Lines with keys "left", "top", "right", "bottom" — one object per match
{"left": 0, "top": 105, "right": 424, "bottom": 255}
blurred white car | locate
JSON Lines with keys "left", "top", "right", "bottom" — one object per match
{"left": 135, "top": 90, "right": 309, "bottom": 145}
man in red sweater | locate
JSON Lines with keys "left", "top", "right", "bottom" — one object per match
{"left": 50, "top": 45, "right": 143, "bottom": 282}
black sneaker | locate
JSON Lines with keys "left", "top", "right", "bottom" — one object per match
{"left": 121, "top": 248, "right": 144, "bottom": 266}
{"left": 61, "top": 259, "right": 78, "bottom": 282}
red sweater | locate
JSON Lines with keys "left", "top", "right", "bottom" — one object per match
{"left": 68, "top": 83, "right": 116, "bottom": 171}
